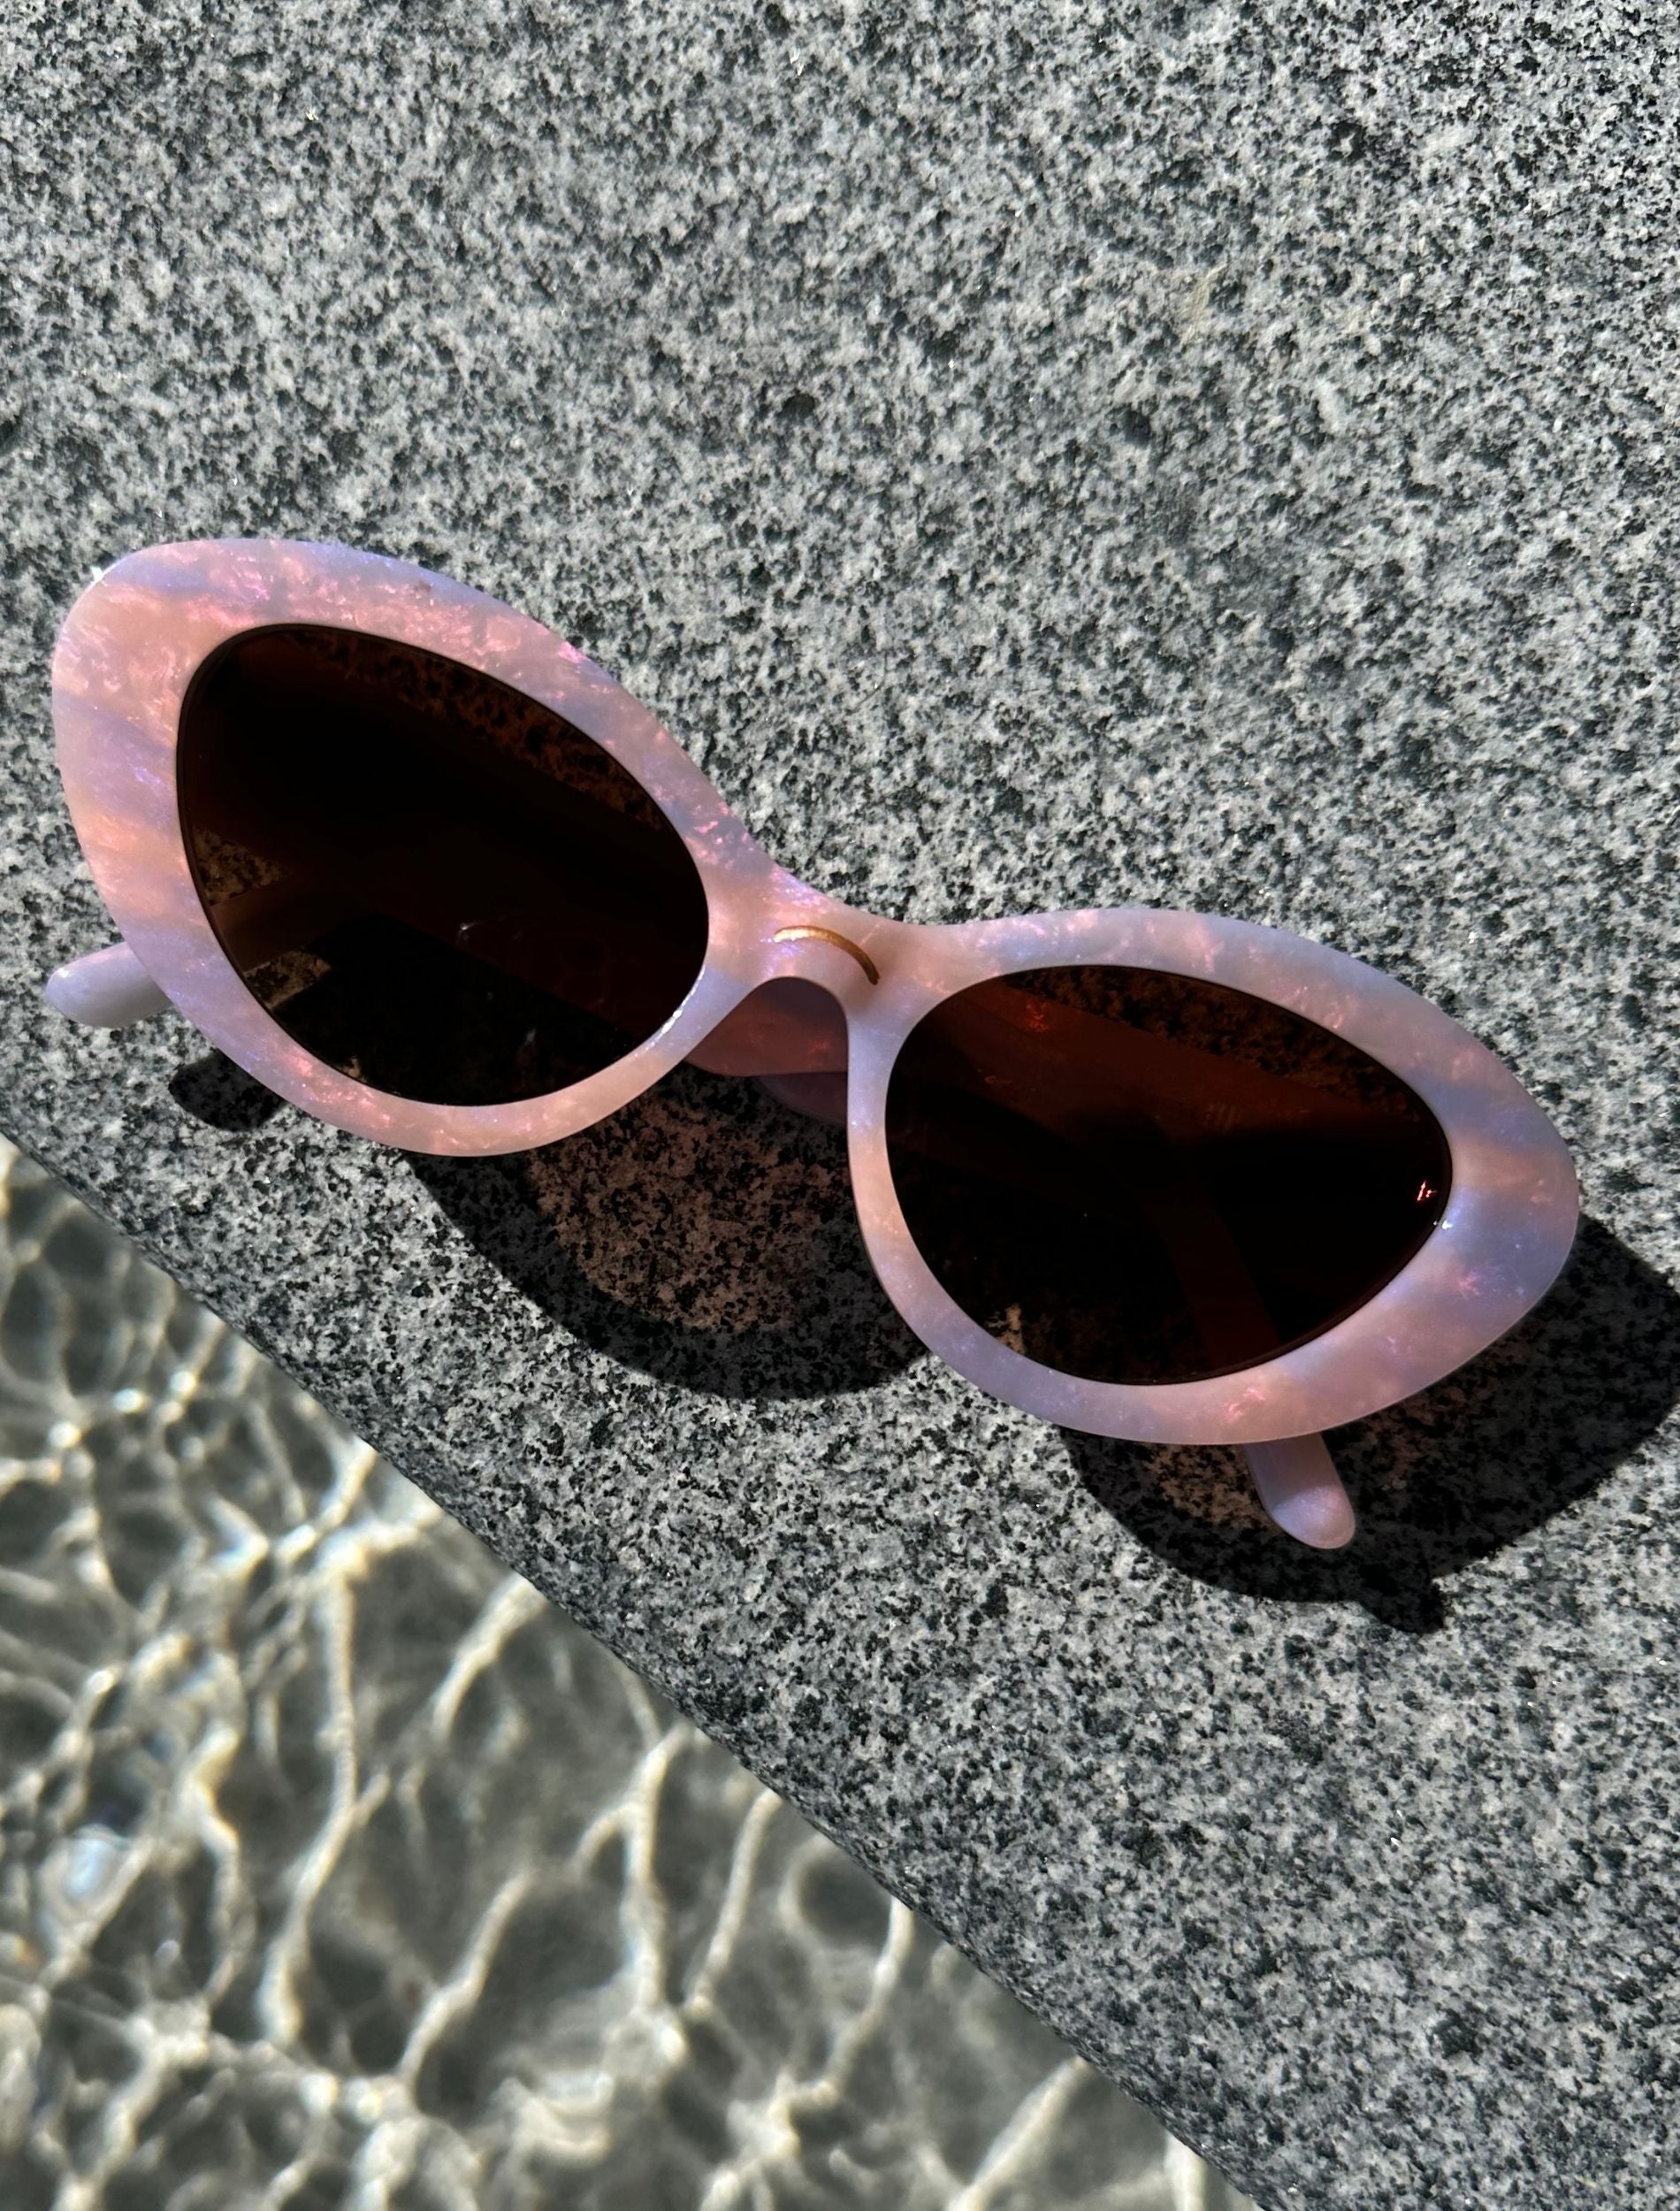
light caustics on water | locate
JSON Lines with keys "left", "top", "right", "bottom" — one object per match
{"left": 0, "top": 1138, "right": 1252, "bottom": 2210}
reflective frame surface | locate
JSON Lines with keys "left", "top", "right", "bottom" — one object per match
{"left": 52, "top": 539, "right": 1580, "bottom": 1446}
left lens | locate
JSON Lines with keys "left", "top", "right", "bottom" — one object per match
{"left": 883, "top": 963, "right": 1452, "bottom": 1387}
{"left": 178, "top": 624, "right": 710, "bottom": 1107}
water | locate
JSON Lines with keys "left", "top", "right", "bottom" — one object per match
{"left": 0, "top": 1137, "right": 1252, "bottom": 2210}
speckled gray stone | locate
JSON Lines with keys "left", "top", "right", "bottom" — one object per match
{"left": 3, "top": 7, "right": 1677, "bottom": 2207}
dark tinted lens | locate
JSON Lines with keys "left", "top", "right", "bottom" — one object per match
{"left": 178, "top": 625, "right": 709, "bottom": 1107}
{"left": 884, "top": 964, "right": 1451, "bottom": 1386}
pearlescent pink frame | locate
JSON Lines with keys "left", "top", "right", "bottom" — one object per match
{"left": 49, "top": 539, "right": 1579, "bottom": 1541}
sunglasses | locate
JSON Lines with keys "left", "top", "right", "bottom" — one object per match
{"left": 44, "top": 539, "right": 1578, "bottom": 1552}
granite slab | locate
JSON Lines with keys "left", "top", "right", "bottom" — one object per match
{"left": 2, "top": 5, "right": 1677, "bottom": 2207}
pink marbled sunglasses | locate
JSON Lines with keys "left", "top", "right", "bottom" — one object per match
{"left": 46, "top": 539, "right": 1578, "bottom": 1551}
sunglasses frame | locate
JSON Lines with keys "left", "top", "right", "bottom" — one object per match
{"left": 51, "top": 538, "right": 1578, "bottom": 1457}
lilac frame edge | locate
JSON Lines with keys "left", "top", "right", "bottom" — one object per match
{"left": 51, "top": 537, "right": 1581, "bottom": 1450}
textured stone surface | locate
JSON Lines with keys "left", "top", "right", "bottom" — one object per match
{"left": 2, "top": 6, "right": 1677, "bottom": 2207}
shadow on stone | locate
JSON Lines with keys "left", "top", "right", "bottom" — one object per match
{"left": 409, "top": 1059, "right": 921, "bottom": 1401}
{"left": 170, "top": 1051, "right": 288, "bottom": 1132}
{"left": 1065, "top": 1218, "right": 1680, "bottom": 1633}
{"left": 166, "top": 1044, "right": 1675, "bottom": 1616}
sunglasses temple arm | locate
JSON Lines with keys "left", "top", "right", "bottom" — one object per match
{"left": 42, "top": 941, "right": 171, "bottom": 1029}
{"left": 1241, "top": 1434, "right": 1356, "bottom": 1551}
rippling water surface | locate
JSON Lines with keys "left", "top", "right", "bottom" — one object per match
{"left": 0, "top": 1138, "right": 1251, "bottom": 2210}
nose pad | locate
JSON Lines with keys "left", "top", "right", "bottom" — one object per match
{"left": 756, "top": 1069, "right": 849, "bottom": 1125}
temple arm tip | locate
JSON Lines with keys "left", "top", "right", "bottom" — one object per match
{"left": 43, "top": 943, "right": 171, "bottom": 1029}
{"left": 1241, "top": 1434, "right": 1357, "bottom": 1550}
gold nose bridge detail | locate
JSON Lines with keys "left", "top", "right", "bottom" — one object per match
{"left": 770, "top": 925, "right": 881, "bottom": 987}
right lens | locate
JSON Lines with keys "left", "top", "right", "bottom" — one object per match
{"left": 884, "top": 963, "right": 1452, "bottom": 1387}
{"left": 177, "top": 624, "right": 710, "bottom": 1107}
